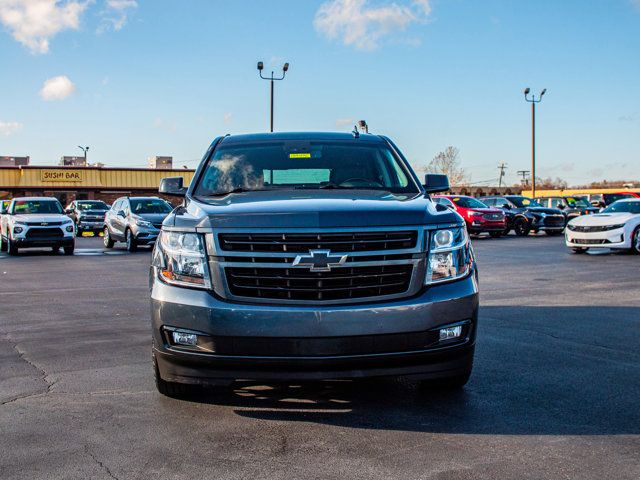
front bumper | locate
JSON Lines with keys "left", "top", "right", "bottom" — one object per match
{"left": 77, "top": 220, "right": 104, "bottom": 231}
{"left": 151, "top": 270, "right": 479, "bottom": 385}
{"left": 565, "top": 228, "right": 627, "bottom": 249}
{"left": 133, "top": 226, "right": 160, "bottom": 244}
{"left": 13, "top": 236, "right": 74, "bottom": 248}
{"left": 468, "top": 220, "right": 506, "bottom": 233}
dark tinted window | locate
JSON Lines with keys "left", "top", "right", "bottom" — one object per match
{"left": 507, "top": 196, "right": 542, "bottom": 208}
{"left": 130, "top": 199, "right": 172, "bottom": 214}
{"left": 602, "top": 201, "right": 640, "bottom": 214}
{"left": 77, "top": 201, "right": 109, "bottom": 211}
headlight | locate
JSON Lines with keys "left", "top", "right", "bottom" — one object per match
{"left": 65, "top": 225, "right": 74, "bottom": 232}
{"left": 425, "top": 227, "right": 472, "bottom": 285}
{"left": 152, "top": 231, "right": 211, "bottom": 289}
{"left": 134, "top": 218, "right": 154, "bottom": 228}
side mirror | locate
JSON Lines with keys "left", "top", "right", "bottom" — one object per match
{"left": 65, "top": 208, "right": 73, "bottom": 214}
{"left": 117, "top": 210, "right": 126, "bottom": 218}
{"left": 423, "top": 174, "right": 450, "bottom": 194}
{"left": 159, "top": 177, "right": 187, "bottom": 197}
{"left": 501, "top": 204, "right": 511, "bottom": 209}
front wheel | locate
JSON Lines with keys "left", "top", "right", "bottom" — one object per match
{"left": 7, "top": 238, "right": 18, "bottom": 256}
{"left": 631, "top": 226, "right": 640, "bottom": 254}
{"left": 63, "top": 244, "right": 75, "bottom": 255}
{"left": 0, "top": 235, "right": 7, "bottom": 252}
{"left": 571, "top": 247, "right": 587, "bottom": 254}
{"left": 513, "top": 218, "right": 531, "bottom": 237}
{"left": 125, "top": 229, "right": 137, "bottom": 252}
{"left": 103, "top": 227, "right": 114, "bottom": 248}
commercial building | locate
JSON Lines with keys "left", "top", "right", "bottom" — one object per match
{"left": 60, "top": 156, "right": 87, "bottom": 167}
{"left": 0, "top": 166, "right": 195, "bottom": 207}
{"left": 0, "top": 156, "right": 30, "bottom": 167}
{"left": 148, "top": 156, "right": 173, "bottom": 169}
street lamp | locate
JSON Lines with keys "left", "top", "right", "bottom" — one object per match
{"left": 78, "top": 145, "right": 89, "bottom": 164}
{"left": 523, "top": 88, "right": 546, "bottom": 198}
{"left": 257, "top": 61, "right": 290, "bottom": 132}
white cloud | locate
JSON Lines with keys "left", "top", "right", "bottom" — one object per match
{"left": 223, "top": 113, "right": 233, "bottom": 125}
{"left": 335, "top": 118, "right": 355, "bottom": 128}
{"left": 314, "top": 0, "right": 431, "bottom": 50}
{"left": 0, "top": 0, "right": 88, "bottom": 54}
{"left": 0, "top": 121, "right": 23, "bottom": 136}
{"left": 39, "top": 75, "right": 76, "bottom": 101}
{"left": 98, "top": 0, "right": 137, "bottom": 33}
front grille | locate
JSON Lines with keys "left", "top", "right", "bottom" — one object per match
{"left": 219, "top": 231, "right": 417, "bottom": 253}
{"left": 25, "top": 221, "right": 62, "bottom": 226}
{"left": 81, "top": 216, "right": 104, "bottom": 221}
{"left": 543, "top": 215, "right": 565, "bottom": 227}
{"left": 225, "top": 264, "right": 413, "bottom": 301}
{"left": 221, "top": 253, "right": 416, "bottom": 264}
{"left": 568, "top": 224, "right": 621, "bottom": 233}
{"left": 572, "top": 238, "right": 611, "bottom": 245}
{"left": 26, "top": 228, "right": 63, "bottom": 238}
{"left": 483, "top": 213, "right": 503, "bottom": 221}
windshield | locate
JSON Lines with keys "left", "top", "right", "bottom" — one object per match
{"left": 450, "top": 196, "right": 488, "bottom": 209}
{"left": 603, "top": 193, "right": 633, "bottom": 203}
{"left": 11, "top": 200, "right": 63, "bottom": 215}
{"left": 602, "top": 201, "right": 640, "bottom": 214}
{"left": 565, "top": 196, "right": 590, "bottom": 208}
{"left": 130, "top": 199, "right": 172, "bottom": 214}
{"left": 193, "top": 140, "right": 418, "bottom": 196}
{"left": 508, "top": 196, "right": 541, "bottom": 208}
{"left": 77, "top": 201, "right": 109, "bottom": 211}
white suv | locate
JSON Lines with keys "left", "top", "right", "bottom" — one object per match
{"left": 0, "top": 197, "right": 75, "bottom": 255}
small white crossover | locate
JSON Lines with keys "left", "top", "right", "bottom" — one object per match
{"left": 565, "top": 198, "right": 640, "bottom": 254}
{"left": 0, "top": 197, "right": 76, "bottom": 255}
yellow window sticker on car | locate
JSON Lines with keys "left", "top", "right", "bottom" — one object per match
{"left": 289, "top": 153, "right": 311, "bottom": 159}
{"left": 453, "top": 197, "right": 461, "bottom": 202}
{"left": 522, "top": 199, "right": 530, "bottom": 205}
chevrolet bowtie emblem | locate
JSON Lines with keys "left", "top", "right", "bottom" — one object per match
{"left": 40, "top": 222, "right": 49, "bottom": 226}
{"left": 292, "top": 249, "right": 347, "bottom": 272}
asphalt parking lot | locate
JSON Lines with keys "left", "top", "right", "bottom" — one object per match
{"left": 1, "top": 234, "right": 639, "bottom": 480}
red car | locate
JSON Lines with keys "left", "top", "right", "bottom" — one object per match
{"left": 433, "top": 195, "right": 507, "bottom": 237}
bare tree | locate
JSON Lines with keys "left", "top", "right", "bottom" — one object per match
{"left": 536, "top": 176, "right": 568, "bottom": 189}
{"left": 424, "top": 146, "right": 468, "bottom": 186}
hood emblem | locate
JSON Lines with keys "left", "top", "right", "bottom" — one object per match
{"left": 40, "top": 222, "right": 49, "bottom": 226}
{"left": 292, "top": 249, "right": 347, "bottom": 272}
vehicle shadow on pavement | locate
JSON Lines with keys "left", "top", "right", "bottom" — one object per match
{"left": 182, "top": 305, "right": 640, "bottom": 436}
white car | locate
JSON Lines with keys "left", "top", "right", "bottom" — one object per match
{"left": 565, "top": 198, "right": 640, "bottom": 254}
{"left": 0, "top": 197, "right": 76, "bottom": 255}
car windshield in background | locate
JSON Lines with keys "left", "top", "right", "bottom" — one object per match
{"left": 451, "top": 197, "right": 488, "bottom": 209}
{"left": 193, "top": 140, "right": 418, "bottom": 196}
{"left": 77, "top": 201, "right": 108, "bottom": 211}
{"left": 509, "top": 197, "right": 541, "bottom": 208}
{"left": 565, "top": 197, "right": 590, "bottom": 208}
{"left": 603, "top": 193, "right": 634, "bottom": 203}
{"left": 12, "top": 200, "right": 63, "bottom": 215}
{"left": 602, "top": 201, "right": 640, "bottom": 214}
{"left": 130, "top": 199, "right": 172, "bottom": 214}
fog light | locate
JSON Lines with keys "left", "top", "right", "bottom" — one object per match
{"left": 66, "top": 225, "right": 74, "bottom": 232}
{"left": 13, "top": 226, "right": 23, "bottom": 234}
{"left": 172, "top": 331, "right": 197, "bottom": 346}
{"left": 439, "top": 325, "right": 462, "bottom": 341}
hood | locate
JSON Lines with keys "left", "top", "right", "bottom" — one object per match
{"left": 569, "top": 212, "right": 636, "bottom": 227}
{"left": 12, "top": 214, "right": 70, "bottom": 224}
{"left": 170, "top": 190, "right": 461, "bottom": 229}
{"left": 135, "top": 213, "right": 170, "bottom": 224}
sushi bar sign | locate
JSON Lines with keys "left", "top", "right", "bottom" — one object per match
{"left": 41, "top": 170, "right": 84, "bottom": 182}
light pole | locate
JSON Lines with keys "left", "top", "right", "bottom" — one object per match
{"left": 523, "top": 88, "right": 546, "bottom": 198}
{"left": 78, "top": 145, "right": 89, "bottom": 164}
{"left": 257, "top": 61, "right": 289, "bottom": 132}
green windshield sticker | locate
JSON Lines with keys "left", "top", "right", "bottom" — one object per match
{"left": 289, "top": 153, "right": 311, "bottom": 159}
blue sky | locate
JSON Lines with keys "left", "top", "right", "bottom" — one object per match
{"left": 1, "top": 0, "right": 639, "bottom": 186}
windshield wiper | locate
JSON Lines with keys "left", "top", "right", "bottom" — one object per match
{"left": 206, "top": 187, "right": 274, "bottom": 197}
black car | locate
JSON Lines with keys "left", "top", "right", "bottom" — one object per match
{"left": 480, "top": 195, "right": 565, "bottom": 236}
{"left": 65, "top": 200, "right": 110, "bottom": 236}
{"left": 535, "top": 196, "right": 599, "bottom": 222}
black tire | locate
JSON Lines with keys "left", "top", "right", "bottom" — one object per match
{"left": 7, "top": 238, "right": 18, "bottom": 256}
{"left": 154, "top": 356, "right": 194, "bottom": 399}
{"left": 513, "top": 218, "right": 531, "bottom": 237}
{"left": 63, "top": 244, "right": 75, "bottom": 255}
{"left": 51, "top": 246, "right": 60, "bottom": 253}
{"left": 571, "top": 247, "right": 587, "bottom": 254}
{"left": 103, "top": 227, "right": 114, "bottom": 249}
{"left": 502, "top": 227, "right": 511, "bottom": 236}
{"left": 0, "top": 235, "right": 7, "bottom": 252}
{"left": 125, "top": 228, "right": 138, "bottom": 252}
{"left": 419, "top": 367, "right": 472, "bottom": 391}
{"left": 545, "top": 230, "right": 563, "bottom": 236}
{"left": 75, "top": 226, "right": 83, "bottom": 237}
{"left": 489, "top": 231, "right": 502, "bottom": 238}
{"left": 631, "top": 226, "right": 640, "bottom": 254}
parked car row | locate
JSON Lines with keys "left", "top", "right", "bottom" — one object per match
{"left": 0, "top": 195, "right": 173, "bottom": 255}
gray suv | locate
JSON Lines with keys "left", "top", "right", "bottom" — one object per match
{"left": 150, "top": 132, "right": 479, "bottom": 398}
{"left": 103, "top": 196, "right": 172, "bottom": 251}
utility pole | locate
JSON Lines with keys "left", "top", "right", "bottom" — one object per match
{"left": 257, "top": 61, "right": 290, "bottom": 132}
{"left": 517, "top": 170, "right": 531, "bottom": 186}
{"left": 523, "top": 88, "right": 547, "bottom": 197}
{"left": 498, "top": 163, "right": 508, "bottom": 188}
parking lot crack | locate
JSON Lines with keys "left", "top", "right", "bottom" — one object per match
{"left": 0, "top": 335, "right": 55, "bottom": 406}
{"left": 84, "top": 446, "right": 119, "bottom": 480}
